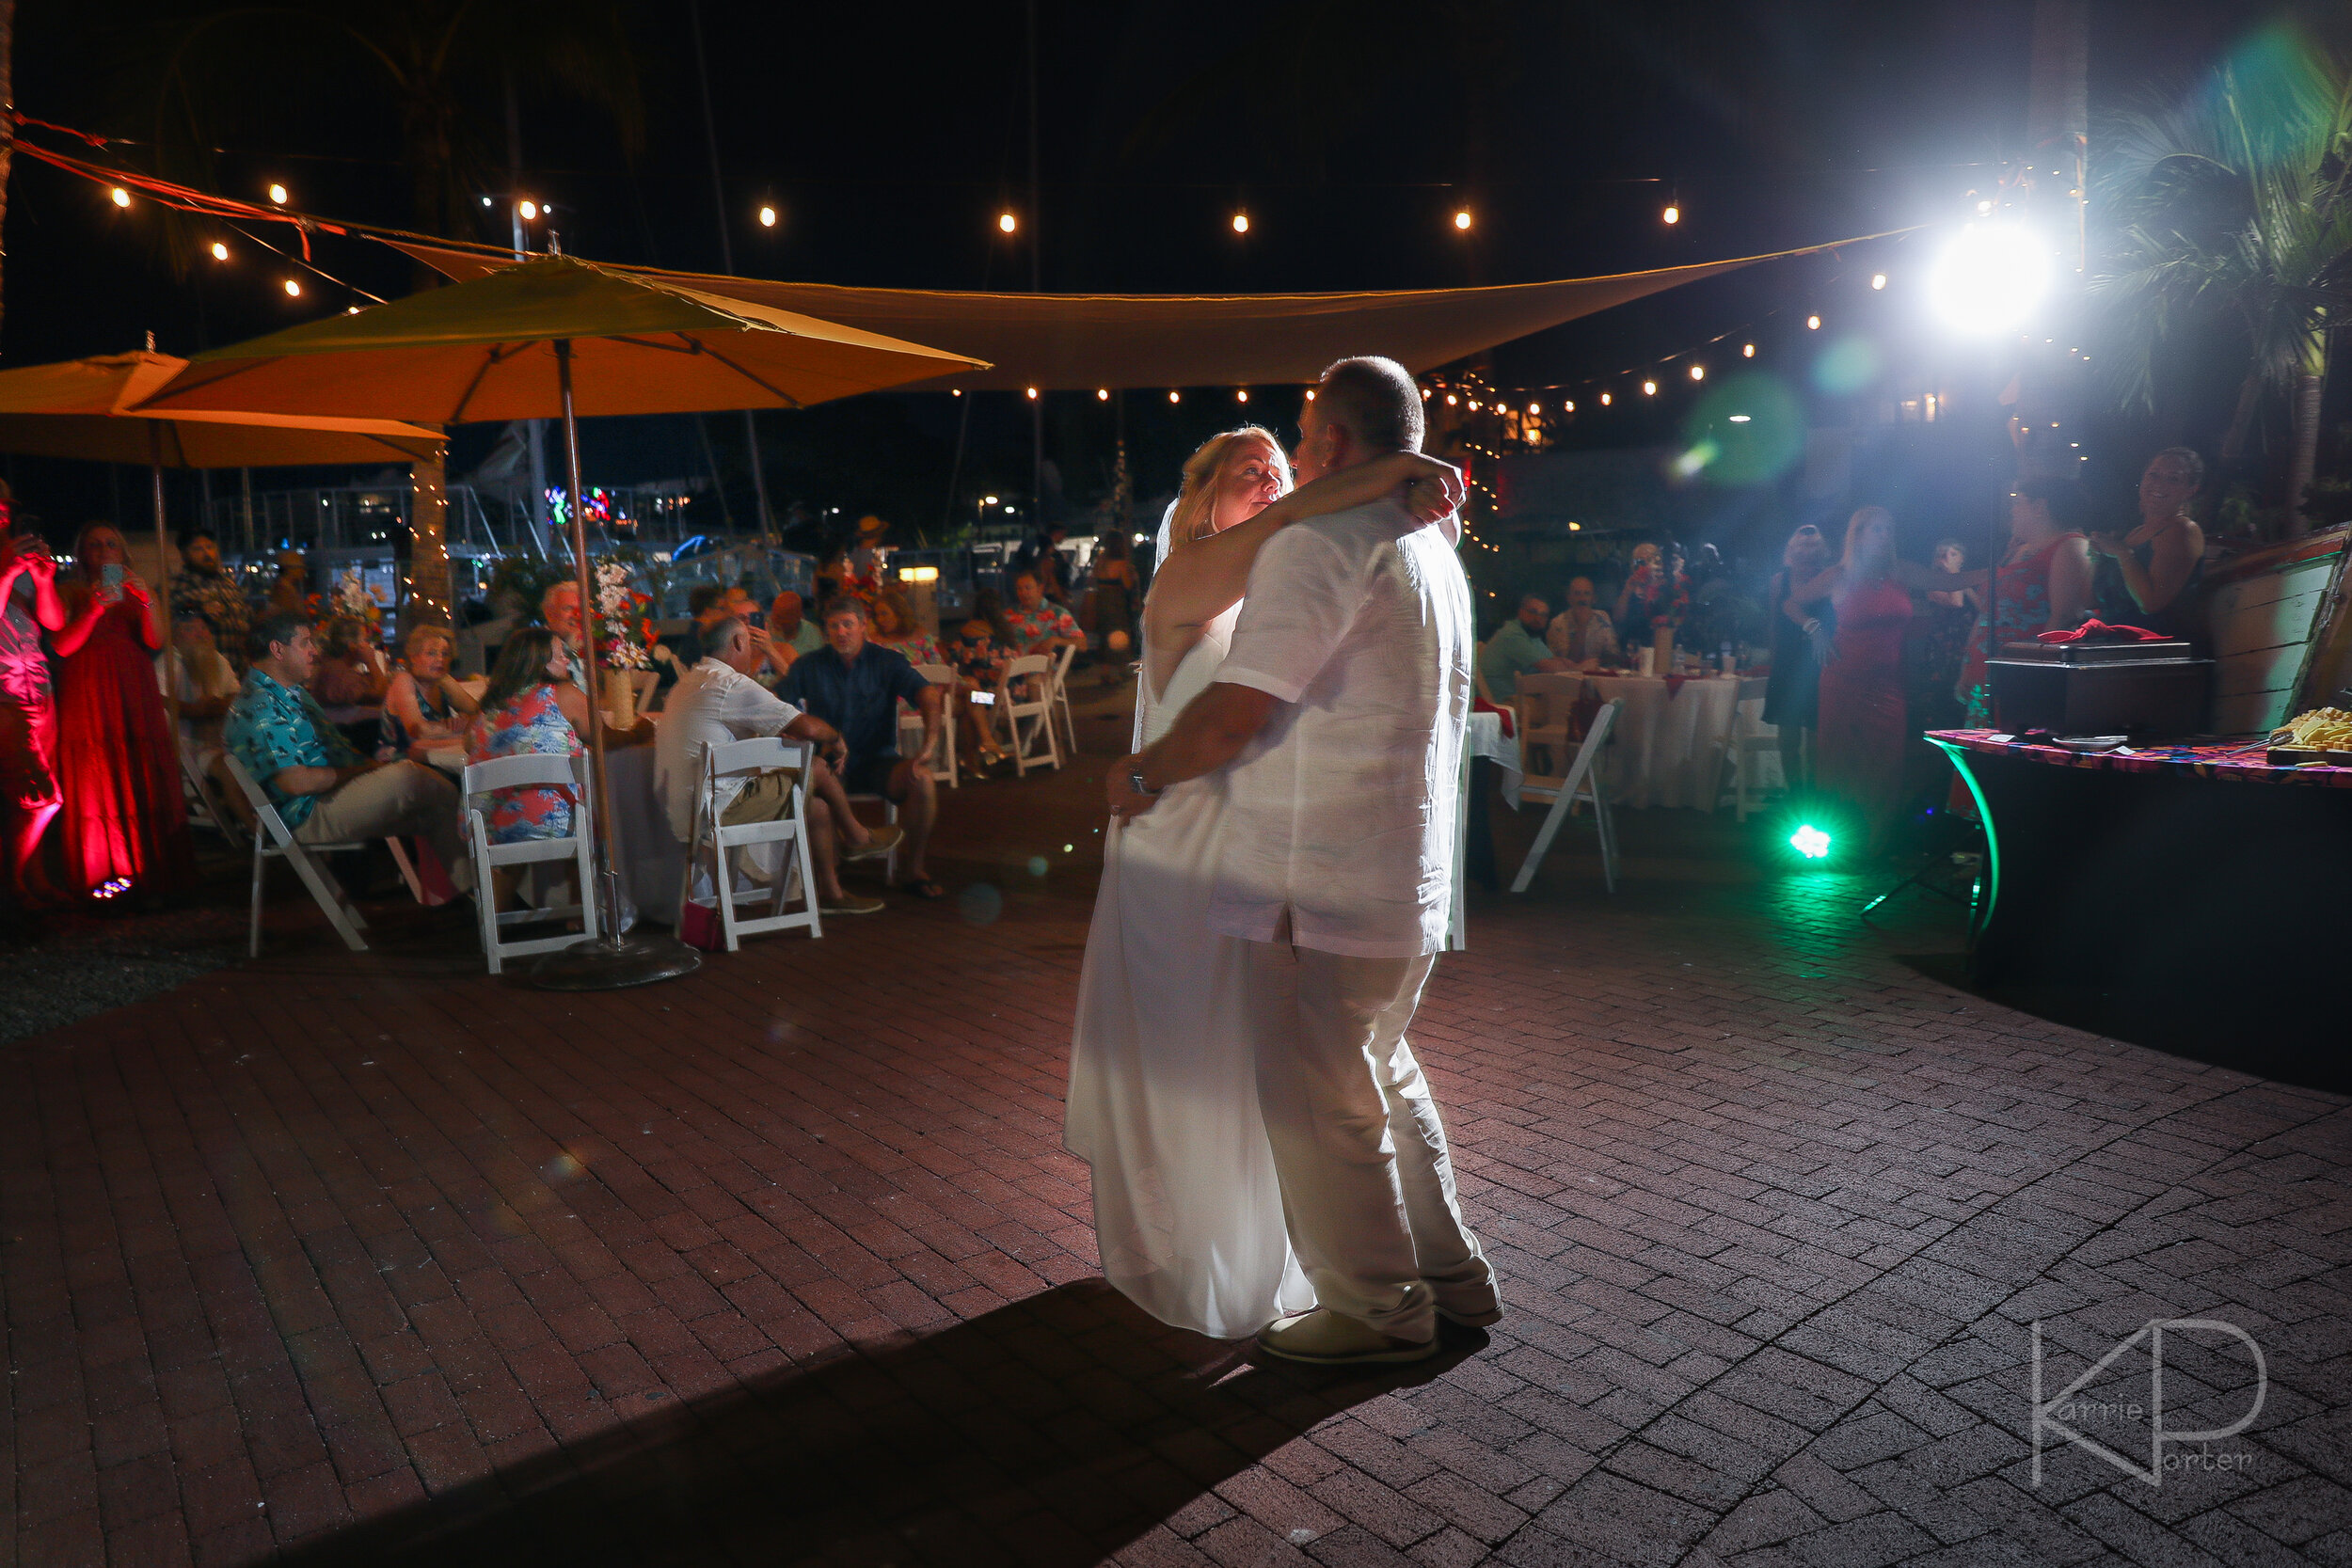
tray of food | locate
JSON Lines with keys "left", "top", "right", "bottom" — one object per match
{"left": 2267, "top": 706, "right": 2352, "bottom": 766}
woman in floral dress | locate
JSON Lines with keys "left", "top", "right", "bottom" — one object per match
{"left": 464, "top": 627, "right": 585, "bottom": 909}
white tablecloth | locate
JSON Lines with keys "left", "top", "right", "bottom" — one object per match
{"left": 1505, "top": 673, "right": 1785, "bottom": 810}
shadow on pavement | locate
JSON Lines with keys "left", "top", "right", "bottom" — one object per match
{"left": 276, "top": 1280, "right": 1480, "bottom": 1568}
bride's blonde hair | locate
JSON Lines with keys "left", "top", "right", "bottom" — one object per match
{"left": 1164, "top": 426, "right": 1291, "bottom": 554}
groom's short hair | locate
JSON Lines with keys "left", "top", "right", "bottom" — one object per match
{"left": 1316, "top": 356, "right": 1424, "bottom": 454}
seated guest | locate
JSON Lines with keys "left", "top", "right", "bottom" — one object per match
{"left": 160, "top": 611, "right": 242, "bottom": 752}
{"left": 780, "top": 597, "right": 946, "bottom": 900}
{"left": 463, "top": 626, "right": 587, "bottom": 909}
{"left": 658, "top": 613, "right": 896, "bottom": 916}
{"left": 1001, "top": 569, "right": 1086, "bottom": 656}
{"left": 870, "top": 588, "right": 946, "bottom": 669}
{"left": 169, "top": 529, "right": 253, "bottom": 673}
{"left": 767, "top": 589, "right": 825, "bottom": 666}
{"left": 675, "top": 583, "right": 758, "bottom": 672}
{"left": 381, "top": 624, "right": 481, "bottom": 757}
{"left": 263, "top": 551, "right": 309, "bottom": 617}
{"left": 1479, "top": 594, "right": 1573, "bottom": 701}
{"left": 951, "top": 589, "right": 1013, "bottom": 768}
{"left": 310, "top": 615, "right": 390, "bottom": 706}
{"left": 1545, "top": 577, "right": 1620, "bottom": 668}
{"left": 225, "top": 612, "right": 471, "bottom": 894}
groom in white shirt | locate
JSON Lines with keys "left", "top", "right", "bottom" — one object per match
{"left": 1109, "top": 356, "right": 1497, "bottom": 1364}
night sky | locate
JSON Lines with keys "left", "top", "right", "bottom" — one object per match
{"left": 1, "top": 0, "right": 2331, "bottom": 556}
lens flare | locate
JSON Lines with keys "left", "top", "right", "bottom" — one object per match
{"left": 1928, "top": 223, "right": 2051, "bottom": 333}
{"left": 1790, "top": 824, "right": 1832, "bottom": 860}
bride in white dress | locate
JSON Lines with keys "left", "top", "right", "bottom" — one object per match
{"left": 1065, "top": 426, "right": 1463, "bottom": 1338}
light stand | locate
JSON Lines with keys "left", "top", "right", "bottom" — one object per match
{"left": 532, "top": 339, "right": 703, "bottom": 990}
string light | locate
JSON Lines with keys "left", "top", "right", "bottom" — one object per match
{"left": 1025, "top": 386, "right": 1039, "bottom": 400}
{"left": 757, "top": 205, "right": 777, "bottom": 228}
{"left": 1564, "top": 401, "right": 1574, "bottom": 413}
{"left": 1527, "top": 403, "right": 1540, "bottom": 415}
{"left": 1168, "top": 389, "right": 1181, "bottom": 404}
{"left": 284, "top": 278, "right": 302, "bottom": 296}
{"left": 210, "top": 241, "right": 230, "bottom": 261}
{"left": 1453, "top": 209, "right": 1472, "bottom": 231}
{"left": 110, "top": 186, "right": 131, "bottom": 207}
{"left": 1600, "top": 392, "right": 1612, "bottom": 405}
{"left": 267, "top": 182, "right": 288, "bottom": 205}
{"left": 1806, "top": 314, "right": 1822, "bottom": 329}
{"left": 1642, "top": 380, "right": 1657, "bottom": 396}
{"left": 518, "top": 199, "right": 539, "bottom": 220}
{"left": 1445, "top": 394, "right": 1458, "bottom": 406}
{"left": 1742, "top": 343, "right": 1756, "bottom": 357}
{"left": 1232, "top": 212, "right": 1249, "bottom": 234}
{"left": 1662, "top": 204, "right": 1679, "bottom": 225}
{"left": 1235, "top": 389, "right": 1248, "bottom": 403}
{"left": 1871, "top": 273, "right": 1887, "bottom": 290}
{"left": 1689, "top": 364, "right": 1705, "bottom": 381}
{"left": 999, "top": 211, "right": 1018, "bottom": 234}
{"left": 1096, "top": 388, "right": 1109, "bottom": 401}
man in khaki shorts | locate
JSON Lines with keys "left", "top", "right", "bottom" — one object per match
{"left": 656, "top": 615, "right": 897, "bottom": 915}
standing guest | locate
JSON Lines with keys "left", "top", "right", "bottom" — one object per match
{"left": 225, "top": 613, "right": 470, "bottom": 894}
{"left": 310, "top": 616, "right": 391, "bottom": 707}
{"left": 1015, "top": 523, "right": 1072, "bottom": 602}
{"left": 1957, "top": 476, "right": 2094, "bottom": 725}
{"left": 160, "top": 612, "right": 242, "bottom": 752}
{"left": 658, "top": 613, "right": 891, "bottom": 917}
{"left": 463, "top": 626, "right": 587, "bottom": 910}
{"left": 1907, "top": 539, "right": 1976, "bottom": 735}
{"left": 0, "top": 526, "right": 67, "bottom": 905}
{"left": 1479, "top": 594, "right": 1572, "bottom": 701}
{"left": 869, "top": 588, "right": 946, "bottom": 670}
{"left": 1764, "top": 525, "right": 1833, "bottom": 795}
{"left": 380, "top": 624, "right": 480, "bottom": 757}
{"left": 264, "top": 551, "right": 310, "bottom": 617}
{"left": 781, "top": 597, "right": 946, "bottom": 900}
{"left": 2090, "top": 447, "right": 2209, "bottom": 651}
{"left": 169, "top": 529, "right": 253, "bottom": 672}
{"left": 50, "top": 524, "right": 194, "bottom": 903}
{"left": 1790, "top": 509, "right": 1915, "bottom": 854}
{"left": 1003, "top": 569, "right": 1086, "bottom": 656}
{"left": 1545, "top": 577, "right": 1620, "bottom": 668}
{"left": 1089, "top": 532, "right": 1140, "bottom": 660}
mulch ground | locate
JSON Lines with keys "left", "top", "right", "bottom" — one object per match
{"left": 5, "top": 697, "right": 2348, "bottom": 1567}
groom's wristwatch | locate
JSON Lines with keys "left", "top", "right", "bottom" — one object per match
{"left": 1128, "top": 768, "right": 1160, "bottom": 798}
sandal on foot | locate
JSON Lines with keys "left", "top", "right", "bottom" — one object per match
{"left": 896, "top": 877, "right": 946, "bottom": 900}
{"left": 843, "top": 825, "right": 905, "bottom": 863}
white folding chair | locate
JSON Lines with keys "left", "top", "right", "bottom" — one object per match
{"left": 902, "top": 662, "right": 958, "bottom": 788}
{"left": 221, "top": 751, "right": 373, "bottom": 955}
{"left": 462, "top": 753, "right": 597, "bottom": 974}
{"left": 1510, "top": 698, "right": 1623, "bottom": 895}
{"left": 1715, "top": 677, "right": 1782, "bottom": 821}
{"left": 678, "top": 736, "right": 821, "bottom": 950}
{"left": 1047, "top": 642, "right": 1080, "bottom": 756}
{"left": 1513, "top": 672, "right": 1585, "bottom": 787}
{"left": 179, "top": 738, "right": 239, "bottom": 842}
{"left": 994, "top": 654, "right": 1062, "bottom": 775}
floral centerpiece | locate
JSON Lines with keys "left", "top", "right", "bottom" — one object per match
{"left": 591, "top": 559, "right": 658, "bottom": 725}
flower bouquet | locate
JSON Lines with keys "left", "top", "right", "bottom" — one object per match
{"left": 592, "top": 560, "right": 658, "bottom": 726}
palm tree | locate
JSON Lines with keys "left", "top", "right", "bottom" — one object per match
{"left": 2091, "top": 38, "right": 2352, "bottom": 536}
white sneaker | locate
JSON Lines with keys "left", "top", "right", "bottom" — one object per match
{"left": 1255, "top": 1308, "right": 1438, "bottom": 1366}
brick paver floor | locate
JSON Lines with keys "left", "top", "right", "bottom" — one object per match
{"left": 5, "top": 742, "right": 2349, "bottom": 1567}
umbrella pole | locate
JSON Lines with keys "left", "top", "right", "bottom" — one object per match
{"left": 532, "top": 339, "right": 701, "bottom": 990}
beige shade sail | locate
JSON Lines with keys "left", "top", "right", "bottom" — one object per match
{"left": 0, "top": 352, "right": 445, "bottom": 466}
{"left": 380, "top": 230, "right": 1911, "bottom": 392}
{"left": 134, "top": 256, "right": 989, "bottom": 424}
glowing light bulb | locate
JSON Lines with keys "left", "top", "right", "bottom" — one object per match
{"left": 1305, "top": 389, "right": 1314, "bottom": 401}
{"left": 284, "top": 278, "right": 302, "bottom": 296}
{"left": 110, "top": 187, "right": 131, "bottom": 208}
{"left": 1871, "top": 273, "right": 1887, "bottom": 290}
{"left": 267, "top": 182, "right": 289, "bottom": 205}
{"left": 1232, "top": 212, "right": 1248, "bottom": 234}
{"left": 1599, "top": 392, "right": 1612, "bottom": 406}
{"left": 1564, "top": 401, "right": 1574, "bottom": 413}
{"left": 1527, "top": 403, "right": 1540, "bottom": 415}
{"left": 1742, "top": 343, "right": 1756, "bottom": 357}
{"left": 1235, "top": 389, "right": 1248, "bottom": 403}
{"left": 758, "top": 205, "right": 777, "bottom": 228}
{"left": 1689, "top": 364, "right": 1705, "bottom": 381}
{"left": 1168, "top": 389, "right": 1181, "bottom": 404}
{"left": 1662, "top": 204, "right": 1679, "bottom": 225}
{"left": 1727, "top": 413, "right": 1752, "bottom": 423}
{"left": 999, "top": 211, "right": 1018, "bottom": 234}
{"left": 1445, "top": 394, "right": 1457, "bottom": 406}
{"left": 210, "top": 242, "right": 230, "bottom": 261}
{"left": 1453, "top": 209, "right": 1472, "bottom": 230}
{"left": 1096, "top": 388, "right": 1109, "bottom": 401}
{"left": 1025, "top": 387, "right": 1039, "bottom": 400}
{"left": 1806, "top": 314, "right": 1822, "bottom": 330}
{"left": 1642, "top": 380, "right": 1657, "bottom": 396}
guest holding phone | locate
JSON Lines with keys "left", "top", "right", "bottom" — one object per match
{"left": 50, "top": 523, "right": 193, "bottom": 904}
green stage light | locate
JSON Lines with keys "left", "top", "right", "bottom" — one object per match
{"left": 1790, "top": 824, "right": 1832, "bottom": 860}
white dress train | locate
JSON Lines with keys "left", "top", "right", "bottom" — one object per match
{"left": 1064, "top": 607, "right": 1314, "bottom": 1338}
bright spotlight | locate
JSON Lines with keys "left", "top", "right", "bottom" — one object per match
{"left": 1790, "top": 824, "right": 1832, "bottom": 860}
{"left": 1928, "top": 223, "right": 2052, "bottom": 334}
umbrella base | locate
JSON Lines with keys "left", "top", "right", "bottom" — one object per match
{"left": 530, "top": 931, "right": 702, "bottom": 990}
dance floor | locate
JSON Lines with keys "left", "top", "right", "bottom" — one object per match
{"left": 5, "top": 743, "right": 2349, "bottom": 1567}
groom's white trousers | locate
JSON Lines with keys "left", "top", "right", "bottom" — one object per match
{"left": 1247, "top": 932, "right": 1492, "bottom": 1340}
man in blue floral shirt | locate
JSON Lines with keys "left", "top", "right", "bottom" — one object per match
{"left": 225, "top": 612, "right": 471, "bottom": 890}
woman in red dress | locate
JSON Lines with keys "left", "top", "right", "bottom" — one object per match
{"left": 1793, "top": 508, "right": 1986, "bottom": 854}
{"left": 49, "top": 524, "right": 195, "bottom": 904}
